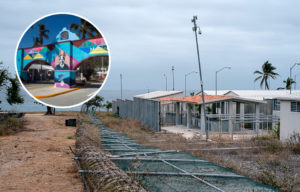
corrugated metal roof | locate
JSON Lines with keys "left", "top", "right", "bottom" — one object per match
{"left": 155, "top": 97, "right": 178, "bottom": 104}
{"left": 274, "top": 91, "right": 300, "bottom": 101}
{"left": 134, "top": 90, "right": 183, "bottom": 99}
{"left": 274, "top": 97, "right": 300, "bottom": 101}
{"left": 196, "top": 90, "right": 230, "bottom": 95}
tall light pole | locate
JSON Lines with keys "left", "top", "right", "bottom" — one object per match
{"left": 147, "top": 86, "right": 149, "bottom": 93}
{"left": 164, "top": 74, "right": 167, "bottom": 90}
{"left": 185, "top": 71, "right": 198, "bottom": 96}
{"left": 191, "top": 15, "right": 208, "bottom": 139}
{"left": 172, "top": 66, "right": 174, "bottom": 91}
{"left": 295, "top": 73, "right": 300, "bottom": 90}
{"left": 215, "top": 67, "right": 231, "bottom": 95}
{"left": 290, "top": 62, "right": 300, "bottom": 94}
{"left": 120, "top": 74, "right": 122, "bottom": 99}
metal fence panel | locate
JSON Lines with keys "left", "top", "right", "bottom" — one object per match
{"left": 112, "top": 100, "right": 117, "bottom": 114}
{"left": 112, "top": 98, "right": 161, "bottom": 132}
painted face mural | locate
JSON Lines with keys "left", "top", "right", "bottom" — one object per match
{"left": 55, "top": 50, "right": 70, "bottom": 70}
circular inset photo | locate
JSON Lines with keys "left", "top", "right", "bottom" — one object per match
{"left": 15, "top": 13, "right": 110, "bottom": 108}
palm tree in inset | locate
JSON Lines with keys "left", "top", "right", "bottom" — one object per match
{"left": 277, "top": 77, "right": 296, "bottom": 90}
{"left": 253, "top": 61, "right": 280, "bottom": 90}
{"left": 32, "top": 37, "right": 40, "bottom": 47}
{"left": 69, "top": 19, "right": 98, "bottom": 39}
{"left": 37, "top": 24, "right": 50, "bottom": 45}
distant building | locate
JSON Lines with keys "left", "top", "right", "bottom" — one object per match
{"left": 197, "top": 89, "right": 300, "bottom": 116}
{"left": 196, "top": 90, "right": 300, "bottom": 100}
{"left": 272, "top": 95, "right": 300, "bottom": 141}
{"left": 134, "top": 91, "right": 183, "bottom": 99}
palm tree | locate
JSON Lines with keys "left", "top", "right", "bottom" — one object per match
{"left": 277, "top": 77, "right": 296, "bottom": 90}
{"left": 69, "top": 19, "right": 98, "bottom": 39}
{"left": 103, "top": 101, "right": 112, "bottom": 112}
{"left": 37, "top": 24, "right": 50, "bottom": 45}
{"left": 253, "top": 61, "right": 280, "bottom": 90}
{"left": 32, "top": 37, "right": 40, "bottom": 47}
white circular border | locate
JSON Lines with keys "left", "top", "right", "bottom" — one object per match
{"left": 14, "top": 12, "right": 111, "bottom": 109}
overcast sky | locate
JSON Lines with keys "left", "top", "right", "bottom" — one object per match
{"left": 1, "top": 0, "right": 300, "bottom": 92}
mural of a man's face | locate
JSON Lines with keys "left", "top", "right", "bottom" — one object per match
{"left": 59, "top": 54, "right": 65, "bottom": 68}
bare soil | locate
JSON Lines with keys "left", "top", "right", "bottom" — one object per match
{"left": 0, "top": 113, "right": 83, "bottom": 192}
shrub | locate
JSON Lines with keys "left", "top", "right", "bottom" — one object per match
{"left": 258, "top": 162, "right": 298, "bottom": 191}
{"left": 264, "top": 139, "right": 284, "bottom": 154}
{"left": 0, "top": 117, "right": 22, "bottom": 136}
{"left": 252, "top": 135, "right": 271, "bottom": 141}
{"left": 272, "top": 120, "right": 280, "bottom": 139}
{"left": 286, "top": 132, "right": 300, "bottom": 155}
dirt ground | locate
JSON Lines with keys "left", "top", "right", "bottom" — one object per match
{"left": 0, "top": 113, "right": 83, "bottom": 192}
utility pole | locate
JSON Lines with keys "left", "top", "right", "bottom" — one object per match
{"left": 172, "top": 66, "right": 174, "bottom": 91}
{"left": 120, "top": 74, "right": 122, "bottom": 99}
{"left": 191, "top": 15, "right": 208, "bottom": 139}
{"left": 164, "top": 74, "right": 167, "bottom": 90}
{"left": 290, "top": 63, "right": 300, "bottom": 94}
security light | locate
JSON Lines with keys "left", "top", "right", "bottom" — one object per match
{"left": 227, "top": 67, "right": 231, "bottom": 69}
{"left": 198, "top": 27, "right": 202, "bottom": 35}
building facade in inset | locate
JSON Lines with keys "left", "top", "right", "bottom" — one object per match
{"left": 17, "top": 27, "right": 109, "bottom": 88}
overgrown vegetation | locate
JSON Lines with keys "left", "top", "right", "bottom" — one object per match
{"left": 85, "top": 95, "right": 104, "bottom": 112}
{"left": 258, "top": 162, "right": 298, "bottom": 192}
{"left": 94, "top": 112, "right": 300, "bottom": 191}
{"left": 0, "top": 61, "right": 24, "bottom": 105}
{"left": 287, "top": 131, "right": 300, "bottom": 155}
{"left": 0, "top": 117, "right": 23, "bottom": 136}
{"left": 272, "top": 120, "right": 280, "bottom": 139}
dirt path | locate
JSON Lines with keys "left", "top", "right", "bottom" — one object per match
{"left": 0, "top": 114, "right": 83, "bottom": 192}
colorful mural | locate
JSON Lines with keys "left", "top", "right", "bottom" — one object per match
{"left": 17, "top": 28, "right": 109, "bottom": 88}
{"left": 54, "top": 50, "right": 70, "bottom": 70}
{"left": 54, "top": 71, "right": 76, "bottom": 88}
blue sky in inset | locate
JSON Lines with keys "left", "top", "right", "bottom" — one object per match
{"left": 19, "top": 14, "right": 95, "bottom": 48}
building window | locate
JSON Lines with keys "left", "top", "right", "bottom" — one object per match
{"left": 274, "top": 99, "right": 280, "bottom": 111}
{"left": 291, "top": 102, "right": 300, "bottom": 112}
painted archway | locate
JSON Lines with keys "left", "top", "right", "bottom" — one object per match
{"left": 17, "top": 28, "right": 109, "bottom": 88}
{"left": 23, "top": 59, "right": 53, "bottom": 70}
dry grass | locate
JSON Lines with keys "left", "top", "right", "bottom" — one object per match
{"left": 0, "top": 117, "right": 24, "bottom": 136}
{"left": 94, "top": 111, "right": 300, "bottom": 191}
{"left": 209, "top": 134, "right": 239, "bottom": 142}
{"left": 66, "top": 163, "right": 79, "bottom": 174}
{"left": 55, "top": 111, "right": 81, "bottom": 116}
{"left": 46, "top": 145, "right": 61, "bottom": 152}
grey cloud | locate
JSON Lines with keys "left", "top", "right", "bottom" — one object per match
{"left": 1, "top": 0, "right": 300, "bottom": 92}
